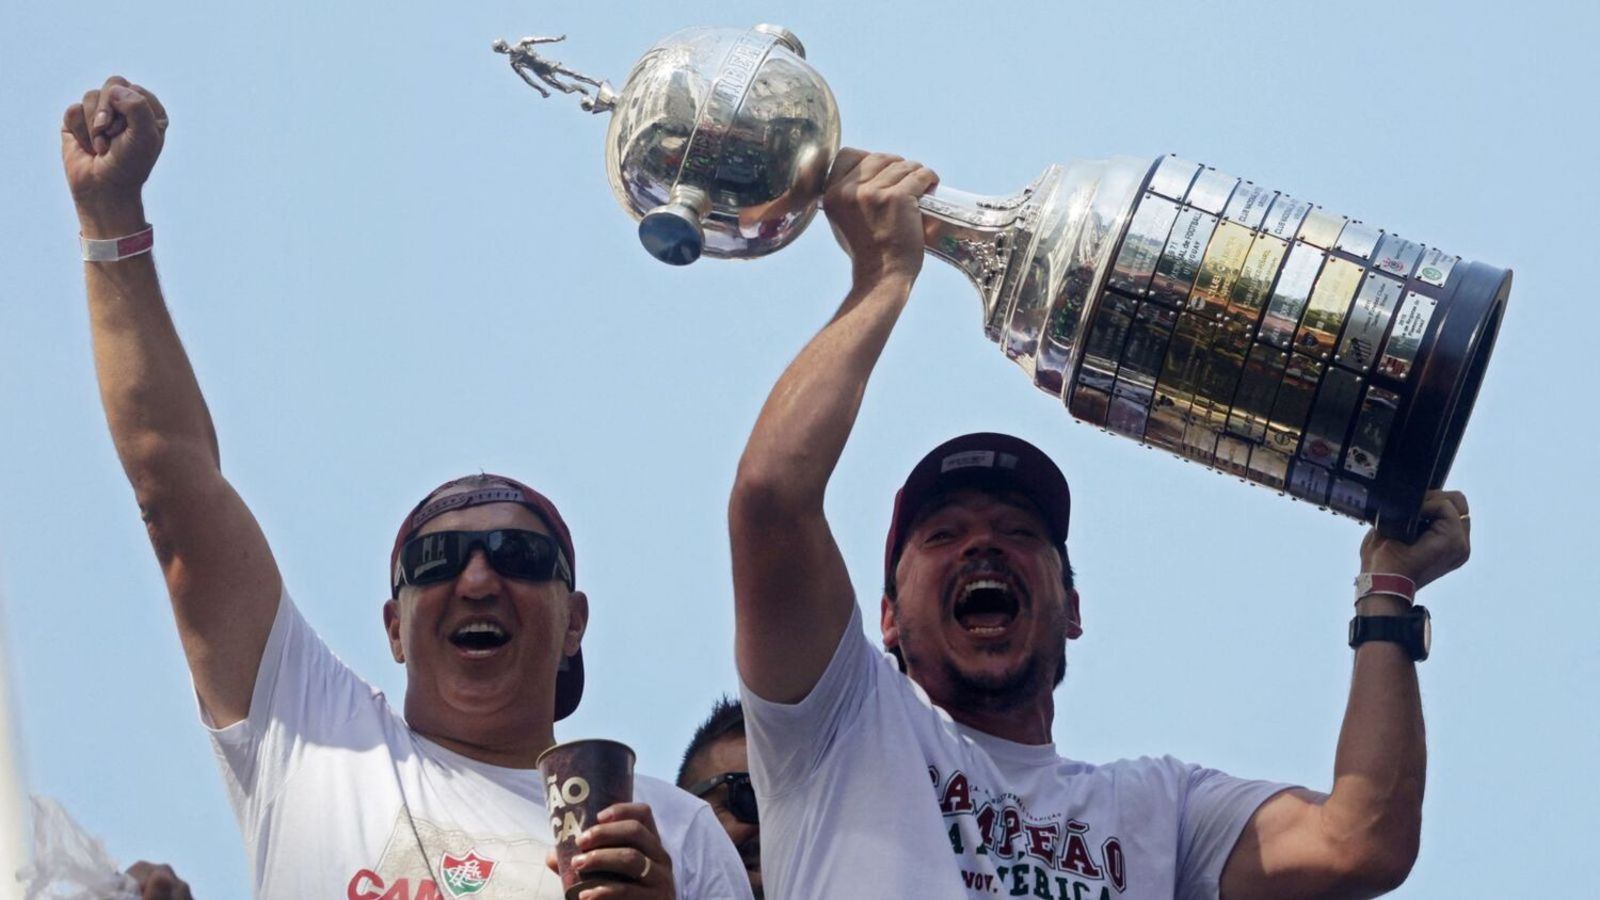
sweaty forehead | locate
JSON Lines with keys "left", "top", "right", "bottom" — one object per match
{"left": 416, "top": 501, "right": 549, "bottom": 536}
{"left": 908, "top": 485, "right": 1051, "bottom": 534}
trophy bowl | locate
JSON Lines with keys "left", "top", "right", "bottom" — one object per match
{"left": 603, "top": 25, "right": 838, "bottom": 265}
{"left": 496, "top": 25, "right": 1510, "bottom": 539}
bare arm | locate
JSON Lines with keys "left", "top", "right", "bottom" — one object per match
{"left": 1221, "top": 490, "right": 1471, "bottom": 899}
{"left": 729, "top": 149, "right": 937, "bottom": 703}
{"left": 65, "top": 78, "right": 281, "bottom": 727}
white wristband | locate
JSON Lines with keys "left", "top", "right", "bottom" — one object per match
{"left": 1354, "top": 572, "right": 1416, "bottom": 605}
{"left": 80, "top": 226, "right": 153, "bottom": 262}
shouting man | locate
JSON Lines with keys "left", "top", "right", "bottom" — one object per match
{"left": 728, "top": 148, "right": 1471, "bottom": 899}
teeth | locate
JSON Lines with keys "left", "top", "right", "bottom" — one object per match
{"left": 962, "top": 579, "right": 1008, "bottom": 597}
{"left": 454, "top": 621, "right": 506, "bottom": 638}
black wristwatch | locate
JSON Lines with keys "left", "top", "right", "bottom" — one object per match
{"left": 1348, "top": 605, "right": 1431, "bottom": 662}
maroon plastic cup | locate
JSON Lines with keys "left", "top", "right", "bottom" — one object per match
{"left": 537, "top": 738, "right": 637, "bottom": 899}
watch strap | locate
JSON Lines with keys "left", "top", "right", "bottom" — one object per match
{"left": 1348, "top": 607, "right": 1430, "bottom": 662}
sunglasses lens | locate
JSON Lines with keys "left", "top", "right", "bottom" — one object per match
{"left": 729, "top": 778, "right": 759, "bottom": 825}
{"left": 402, "top": 532, "right": 466, "bottom": 585}
{"left": 401, "top": 530, "right": 564, "bottom": 588}
{"left": 487, "top": 530, "right": 556, "bottom": 580}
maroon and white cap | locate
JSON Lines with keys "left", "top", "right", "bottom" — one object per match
{"left": 389, "top": 474, "right": 584, "bottom": 721}
{"left": 883, "top": 433, "right": 1072, "bottom": 586}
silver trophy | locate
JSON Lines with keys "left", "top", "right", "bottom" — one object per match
{"left": 495, "top": 26, "right": 1510, "bottom": 538}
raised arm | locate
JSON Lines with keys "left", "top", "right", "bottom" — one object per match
{"left": 63, "top": 77, "right": 282, "bottom": 727}
{"left": 1220, "top": 490, "right": 1471, "bottom": 899}
{"left": 729, "top": 149, "right": 937, "bottom": 703}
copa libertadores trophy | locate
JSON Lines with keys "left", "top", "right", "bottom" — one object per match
{"left": 494, "top": 25, "right": 1510, "bottom": 538}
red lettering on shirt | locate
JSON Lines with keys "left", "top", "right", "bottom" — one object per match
{"left": 998, "top": 806, "right": 1024, "bottom": 860}
{"left": 347, "top": 870, "right": 384, "bottom": 900}
{"left": 940, "top": 771, "right": 974, "bottom": 814}
{"left": 1025, "top": 822, "right": 1060, "bottom": 864}
{"left": 1103, "top": 837, "right": 1126, "bottom": 891}
{"left": 1059, "top": 820, "right": 1103, "bottom": 879}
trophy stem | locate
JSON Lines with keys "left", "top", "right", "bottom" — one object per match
{"left": 916, "top": 158, "right": 1149, "bottom": 392}
{"left": 918, "top": 175, "right": 1056, "bottom": 336}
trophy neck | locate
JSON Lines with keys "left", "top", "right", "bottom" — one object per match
{"left": 919, "top": 173, "right": 1058, "bottom": 334}
{"left": 917, "top": 157, "right": 1153, "bottom": 400}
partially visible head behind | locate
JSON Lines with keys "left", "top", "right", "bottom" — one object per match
{"left": 677, "top": 696, "right": 746, "bottom": 787}
{"left": 881, "top": 434, "right": 1081, "bottom": 713}
{"left": 678, "top": 697, "right": 760, "bottom": 896}
{"left": 384, "top": 474, "right": 586, "bottom": 748}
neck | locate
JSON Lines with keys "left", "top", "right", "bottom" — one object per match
{"left": 412, "top": 723, "right": 557, "bottom": 768}
{"left": 905, "top": 652, "right": 1060, "bottom": 744}
{"left": 944, "top": 692, "right": 1055, "bottom": 745}
{"left": 406, "top": 701, "right": 557, "bottom": 768}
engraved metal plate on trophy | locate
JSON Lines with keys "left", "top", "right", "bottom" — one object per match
{"left": 496, "top": 25, "right": 1511, "bottom": 538}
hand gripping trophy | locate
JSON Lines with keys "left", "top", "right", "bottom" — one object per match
{"left": 495, "top": 25, "right": 1510, "bottom": 538}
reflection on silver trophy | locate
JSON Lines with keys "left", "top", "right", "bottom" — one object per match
{"left": 494, "top": 26, "right": 1510, "bottom": 538}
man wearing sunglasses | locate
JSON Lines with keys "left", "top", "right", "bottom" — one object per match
{"left": 677, "top": 699, "right": 761, "bottom": 898}
{"left": 729, "top": 148, "right": 1472, "bottom": 899}
{"left": 63, "top": 77, "right": 750, "bottom": 899}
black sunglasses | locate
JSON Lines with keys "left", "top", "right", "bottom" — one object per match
{"left": 394, "top": 529, "right": 573, "bottom": 592}
{"left": 688, "top": 771, "right": 758, "bottom": 825}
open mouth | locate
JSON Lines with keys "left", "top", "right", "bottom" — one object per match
{"left": 449, "top": 620, "right": 511, "bottom": 655}
{"left": 953, "top": 579, "right": 1019, "bottom": 637}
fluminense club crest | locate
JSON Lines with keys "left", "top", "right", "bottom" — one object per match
{"left": 440, "top": 850, "right": 498, "bottom": 897}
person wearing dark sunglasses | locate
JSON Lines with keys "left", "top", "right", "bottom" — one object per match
{"left": 62, "top": 77, "right": 750, "bottom": 900}
{"left": 677, "top": 698, "right": 762, "bottom": 898}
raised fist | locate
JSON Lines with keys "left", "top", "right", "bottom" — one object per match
{"left": 823, "top": 148, "right": 938, "bottom": 283}
{"left": 61, "top": 76, "right": 169, "bottom": 210}
{"left": 125, "top": 860, "right": 194, "bottom": 899}
{"left": 1360, "top": 489, "right": 1472, "bottom": 590}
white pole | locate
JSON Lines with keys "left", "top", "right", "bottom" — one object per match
{"left": 0, "top": 574, "right": 30, "bottom": 899}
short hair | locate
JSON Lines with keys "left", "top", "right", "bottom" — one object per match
{"left": 676, "top": 696, "right": 745, "bottom": 788}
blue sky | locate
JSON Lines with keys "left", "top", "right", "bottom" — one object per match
{"left": 2, "top": 0, "right": 1596, "bottom": 895}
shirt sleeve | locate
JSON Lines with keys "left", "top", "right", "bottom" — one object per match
{"left": 738, "top": 603, "right": 882, "bottom": 800}
{"left": 201, "top": 588, "right": 377, "bottom": 833}
{"left": 1176, "top": 764, "right": 1295, "bottom": 900}
{"left": 674, "top": 803, "right": 756, "bottom": 900}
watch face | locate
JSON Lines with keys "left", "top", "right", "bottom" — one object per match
{"left": 1411, "top": 605, "right": 1432, "bottom": 662}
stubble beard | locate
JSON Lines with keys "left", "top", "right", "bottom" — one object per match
{"left": 899, "top": 572, "right": 1069, "bottom": 715}
{"left": 940, "top": 637, "right": 1065, "bottom": 712}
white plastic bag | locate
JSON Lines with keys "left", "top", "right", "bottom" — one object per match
{"left": 15, "top": 796, "right": 138, "bottom": 900}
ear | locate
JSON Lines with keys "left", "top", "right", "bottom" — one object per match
{"left": 1065, "top": 588, "right": 1083, "bottom": 640}
{"left": 880, "top": 593, "right": 900, "bottom": 652}
{"left": 563, "top": 590, "right": 589, "bottom": 658}
{"left": 383, "top": 597, "right": 406, "bottom": 663}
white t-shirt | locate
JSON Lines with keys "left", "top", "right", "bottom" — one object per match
{"left": 741, "top": 606, "right": 1292, "bottom": 900}
{"left": 207, "top": 591, "right": 752, "bottom": 900}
